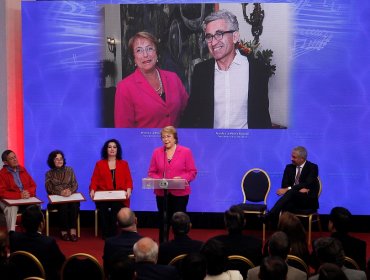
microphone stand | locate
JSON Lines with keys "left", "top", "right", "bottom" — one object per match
{"left": 162, "top": 147, "right": 169, "bottom": 243}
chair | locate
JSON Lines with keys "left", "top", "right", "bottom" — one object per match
{"left": 24, "top": 277, "right": 45, "bottom": 280}
{"left": 169, "top": 254, "right": 187, "bottom": 265}
{"left": 45, "top": 204, "right": 81, "bottom": 237}
{"left": 227, "top": 255, "right": 255, "bottom": 279}
{"left": 286, "top": 254, "right": 309, "bottom": 275}
{"left": 8, "top": 250, "right": 46, "bottom": 280}
{"left": 344, "top": 256, "right": 360, "bottom": 270}
{"left": 95, "top": 208, "right": 99, "bottom": 237}
{"left": 239, "top": 168, "right": 271, "bottom": 242}
{"left": 61, "top": 253, "right": 104, "bottom": 280}
{"left": 289, "top": 176, "right": 322, "bottom": 246}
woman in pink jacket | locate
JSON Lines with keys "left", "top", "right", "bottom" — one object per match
{"left": 114, "top": 31, "right": 188, "bottom": 128}
{"left": 148, "top": 126, "right": 197, "bottom": 242}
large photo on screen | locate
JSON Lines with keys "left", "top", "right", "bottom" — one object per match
{"left": 101, "top": 3, "right": 290, "bottom": 129}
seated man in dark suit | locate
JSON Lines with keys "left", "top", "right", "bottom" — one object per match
{"left": 9, "top": 205, "right": 65, "bottom": 280}
{"left": 328, "top": 207, "right": 367, "bottom": 270}
{"left": 210, "top": 205, "right": 262, "bottom": 266}
{"left": 157, "top": 212, "right": 203, "bottom": 264}
{"left": 134, "top": 237, "right": 179, "bottom": 280}
{"left": 247, "top": 231, "right": 306, "bottom": 280}
{"left": 103, "top": 207, "right": 142, "bottom": 275}
{"left": 309, "top": 237, "right": 366, "bottom": 280}
{"left": 263, "top": 146, "right": 319, "bottom": 223}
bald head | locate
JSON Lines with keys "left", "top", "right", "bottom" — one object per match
{"left": 117, "top": 208, "right": 136, "bottom": 231}
{"left": 133, "top": 237, "right": 159, "bottom": 263}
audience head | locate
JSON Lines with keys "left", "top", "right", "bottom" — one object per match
{"left": 133, "top": 237, "right": 158, "bottom": 263}
{"left": 201, "top": 238, "right": 227, "bottom": 276}
{"left": 21, "top": 205, "right": 44, "bottom": 233}
{"left": 291, "top": 146, "right": 307, "bottom": 166}
{"left": 224, "top": 205, "right": 245, "bottom": 234}
{"left": 181, "top": 253, "right": 207, "bottom": 280}
{"left": 47, "top": 150, "right": 66, "bottom": 169}
{"left": 268, "top": 231, "right": 290, "bottom": 260}
{"left": 318, "top": 263, "right": 349, "bottom": 280}
{"left": 171, "top": 212, "right": 191, "bottom": 236}
{"left": 117, "top": 208, "right": 137, "bottom": 231}
{"left": 101, "top": 139, "right": 122, "bottom": 160}
{"left": 109, "top": 254, "right": 135, "bottom": 280}
{"left": 258, "top": 256, "right": 288, "bottom": 280}
{"left": 328, "top": 207, "right": 352, "bottom": 234}
{"left": 1, "top": 150, "right": 18, "bottom": 168}
{"left": 313, "top": 237, "right": 345, "bottom": 267}
{"left": 278, "top": 211, "right": 306, "bottom": 239}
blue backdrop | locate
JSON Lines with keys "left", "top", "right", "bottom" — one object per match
{"left": 22, "top": 0, "right": 370, "bottom": 214}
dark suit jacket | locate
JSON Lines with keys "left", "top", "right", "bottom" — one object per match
{"left": 331, "top": 232, "right": 367, "bottom": 270}
{"left": 135, "top": 262, "right": 180, "bottom": 280}
{"left": 181, "top": 56, "right": 272, "bottom": 129}
{"left": 211, "top": 232, "right": 263, "bottom": 266}
{"left": 9, "top": 231, "right": 65, "bottom": 280}
{"left": 282, "top": 161, "right": 319, "bottom": 209}
{"left": 103, "top": 230, "right": 142, "bottom": 271}
{"left": 157, "top": 235, "right": 203, "bottom": 265}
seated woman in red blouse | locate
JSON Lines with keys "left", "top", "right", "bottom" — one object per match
{"left": 89, "top": 139, "right": 133, "bottom": 239}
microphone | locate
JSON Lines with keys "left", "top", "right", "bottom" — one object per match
{"left": 163, "top": 146, "right": 166, "bottom": 178}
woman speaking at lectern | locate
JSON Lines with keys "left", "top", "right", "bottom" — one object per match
{"left": 148, "top": 126, "right": 197, "bottom": 242}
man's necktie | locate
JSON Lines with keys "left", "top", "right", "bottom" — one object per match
{"left": 294, "top": 166, "right": 301, "bottom": 185}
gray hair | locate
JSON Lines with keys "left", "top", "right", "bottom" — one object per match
{"left": 292, "top": 146, "right": 307, "bottom": 160}
{"left": 202, "top": 9, "right": 239, "bottom": 32}
{"left": 133, "top": 237, "right": 159, "bottom": 263}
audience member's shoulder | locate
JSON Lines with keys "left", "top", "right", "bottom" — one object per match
{"left": 342, "top": 267, "right": 367, "bottom": 280}
{"left": 287, "top": 265, "right": 307, "bottom": 280}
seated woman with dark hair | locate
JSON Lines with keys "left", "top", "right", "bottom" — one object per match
{"left": 45, "top": 150, "right": 79, "bottom": 241}
{"left": 262, "top": 211, "right": 310, "bottom": 266}
{"left": 201, "top": 239, "right": 243, "bottom": 280}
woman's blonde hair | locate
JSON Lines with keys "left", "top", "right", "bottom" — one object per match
{"left": 161, "top": 126, "right": 178, "bottom": 144}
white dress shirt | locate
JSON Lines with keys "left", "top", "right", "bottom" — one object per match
{"left": 213, "top": 50, "right": 249, "bottom": 129}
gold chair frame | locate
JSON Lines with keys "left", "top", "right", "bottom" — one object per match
{"left": 61, "top": 252, "right": 104, "bottom": 280}
{"left": 227, "top": 255, "right": 255, "bottom": 268}
{"left": 287, "top": 254, "right": 309, "bottom": 275}
{"left": 344, "top": 256, "right": 360, "bottom": 270}
{"left": 9, "top": 250, "right": 46, "bottom": 279}
{"left": 168, "top": 253, "right": 187, "bottom": 265}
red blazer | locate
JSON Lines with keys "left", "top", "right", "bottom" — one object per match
{"left": 0, "top": 166, "right": 37, "bottom": 199}
{"left": 114, "top": 68, "right": 188, "bottom": 128}
{"left": 89, "top": 159, "right": 133, "bottom": 206}
{"left": 148, "top": 145, "right": 197, "bottom": 196}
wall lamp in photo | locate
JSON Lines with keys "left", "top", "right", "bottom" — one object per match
{"left": 107, "top": 37, "right": 116, "bottom": 59}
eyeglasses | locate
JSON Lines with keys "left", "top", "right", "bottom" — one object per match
{"left": 204, "top": 30, "right": 236, "bottom": 43}
{"left": 135, "top": 46, "right": 156, "bottom": 55}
